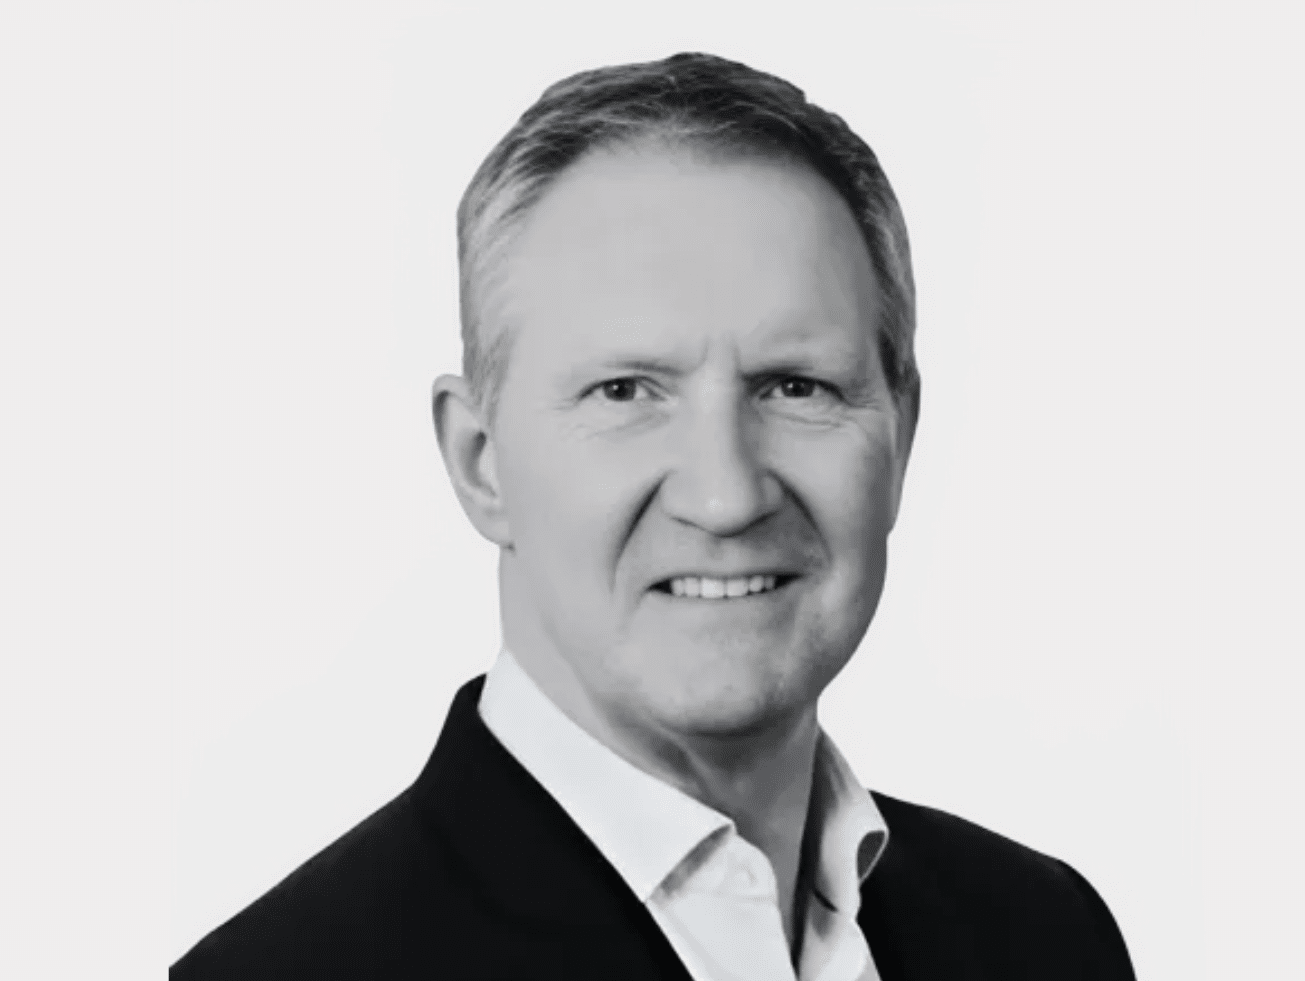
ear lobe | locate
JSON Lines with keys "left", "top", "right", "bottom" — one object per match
{"left": 431, "top": 374, "right": 512, "bottom": 547}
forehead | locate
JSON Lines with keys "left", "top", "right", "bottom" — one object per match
{"left": 493, "top": 147, "right": 880, "bottom": 368}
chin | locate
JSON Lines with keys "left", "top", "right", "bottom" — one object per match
{"left": 675, "top": 701, "right": 792, "bottom": 740}
{"left": 627, "top": 665, "right": 813, "bottom": 741}
{"left": 595, "top": 630, "right": 844, "bottom": 740}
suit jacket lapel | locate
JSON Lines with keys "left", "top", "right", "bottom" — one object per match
{"left": 409, "top": 679, "right": 993, "bottom": 981}
{"left": 859, "top": 793, "right": 990, "bottom": 981}
{"left": 410, "top": 676, "right": 694, "bottom": 980}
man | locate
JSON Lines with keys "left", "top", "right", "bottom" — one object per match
{"left": 174, "top": 53, "right": 1135, "bottom": 980}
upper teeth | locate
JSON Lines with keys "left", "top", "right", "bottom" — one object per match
{"left": 669, "top": 575, "right": 779, "bottom": 599}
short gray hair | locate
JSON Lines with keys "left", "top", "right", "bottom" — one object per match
{"left": 457, "top": 52, "right": 919, "bottom": 430}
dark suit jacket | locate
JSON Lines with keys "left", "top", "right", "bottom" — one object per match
{"left": 173, "top": 676, "right": 1136, "bottom": 980}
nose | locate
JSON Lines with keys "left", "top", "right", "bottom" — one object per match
{"left": 659, "top": 391, "right": 783, "bottom": 537}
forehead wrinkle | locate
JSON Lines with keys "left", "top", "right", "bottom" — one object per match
{"left": 491, "top": 151, "right": 887, "bottom": 406}
{"left": 736, "top": 308, "right": 876, "bottom": 367}
{"left": 590, "top": 317, "right": 711, "bottom": 363}
{"left": 547, "top": 316, "right": 879, "bottom": 395}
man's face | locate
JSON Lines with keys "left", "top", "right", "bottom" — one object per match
{"left": 488, "top": 147, "right": 909, "bottom": 740}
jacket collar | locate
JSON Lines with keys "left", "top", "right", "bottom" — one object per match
{"left": 409, "top": 675, "right": 986, "bottom": 981}
{"left": 859, "top": 792, "right": 991, "bottom": 981}
{"left": 409, "top": 674, "right": 660, "bottom": 928}
{"left": 477, "top": 645, "right": 891, "bottom": 917}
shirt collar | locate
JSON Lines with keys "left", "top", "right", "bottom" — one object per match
{"left": 478, "top": 647, "right": 889, "bottom": 913}
{"left": 808, "top": 728, "right": 889, "bottom": 912}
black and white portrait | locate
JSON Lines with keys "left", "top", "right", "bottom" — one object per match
{"left": 139, "top": 5, "right": 1305, "bottom": 979}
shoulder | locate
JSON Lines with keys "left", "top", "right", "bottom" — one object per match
{"left": 873, "top": 790, "right": 1078, "bottom": 892}
{"left": 171, "top": 788, "right": 476, "bottom": 981}
{"left": 865, "top": 791, "right": 1135, "bottom": 980}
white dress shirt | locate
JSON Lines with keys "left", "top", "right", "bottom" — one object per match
{"left": 478, "top": 648, "right": 889, "bottom": 981}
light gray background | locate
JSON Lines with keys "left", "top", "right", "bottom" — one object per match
{"left": 11, "top": 3, "right": 1299, "bottom": 979}
{"left": 169, "top": 4, "right": 1300, "bottom": 977}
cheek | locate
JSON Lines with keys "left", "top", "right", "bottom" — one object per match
{"left": 500, "top": 431, "right": 644, "bottom": 587}
{"left": 791, "top": 434, "right": 896, "bottom": 642}
{"left": 794, "top": 425, "right": 899, "bottom": 542}
{"left": 855, "top": 447, "right": 901, "bottom": 539}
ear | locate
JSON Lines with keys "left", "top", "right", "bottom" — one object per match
{"left": 431, "top": 374, "right": 512, "bottom": 548}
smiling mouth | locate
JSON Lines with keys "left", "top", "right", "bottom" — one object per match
{"left": 652, "top": 574, "right": 798, "bottom": 599}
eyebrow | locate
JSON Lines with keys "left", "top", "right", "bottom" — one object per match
{"left": 571, "top": 339, "right": 868, "bottom": 375}
{"left": 590, "top": 355, "right": 689, "bottom": 376}
{"left": 556, "top": 354, "right": 876, "bottom": 407}
{"left": 555, "top": 318, "right": 876, "bottom": 387}
{"left": 746, "top": 342, "right": 870, "bottom": 376}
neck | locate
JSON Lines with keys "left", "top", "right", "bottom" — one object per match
{"left": 679, "top": 712, "right": 820, "bottom": 958}
{"left": 499, "top": 553, "right": 820, "bottom": 954}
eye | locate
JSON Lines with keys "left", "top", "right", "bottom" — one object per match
{"left": 765, "top": 376, "right": 832, "bottom": 400}
{"left": 587, "top": 377, "right": 651, "bottom": 403}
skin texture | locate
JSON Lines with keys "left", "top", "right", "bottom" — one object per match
{"left": 433, "top": 146, "right": 914, "bottom": 956}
